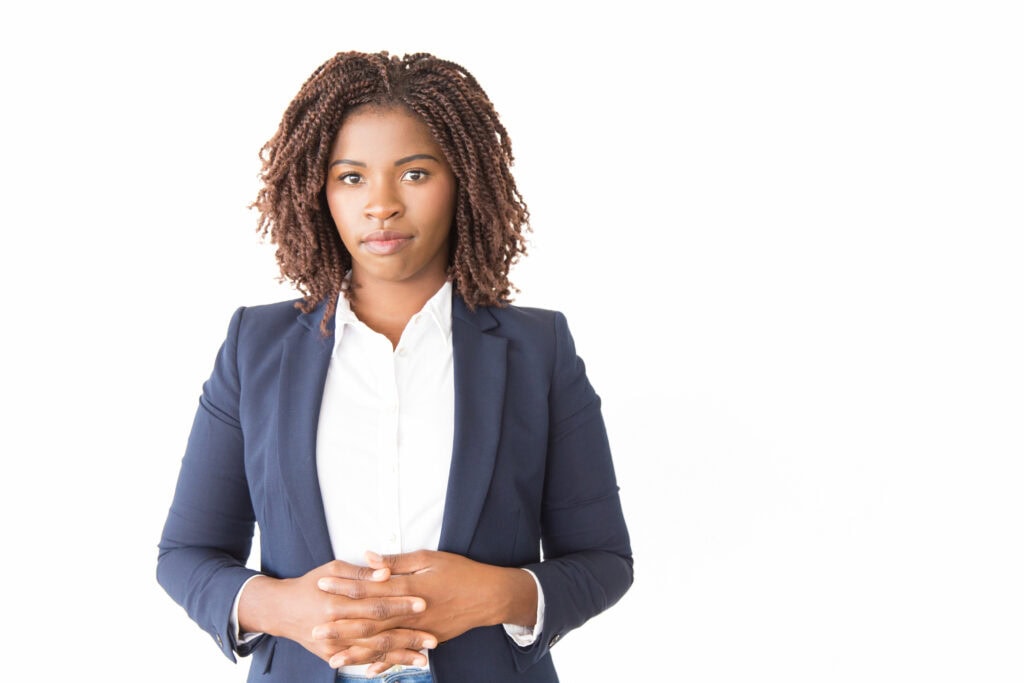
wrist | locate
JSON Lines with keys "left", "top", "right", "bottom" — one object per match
{"left": 492, "top": 567, "right": 538, "bottom": 628}
{"left": 237, "top": 575, "right": 282, "bottom": 636}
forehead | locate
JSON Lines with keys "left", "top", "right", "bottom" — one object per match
{"left": 330, "top": 105, "right": 444, "bottom": 158}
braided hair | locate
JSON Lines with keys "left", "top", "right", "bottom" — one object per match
{"left": 252, "top": 51, "right": 530, "bottom": 335}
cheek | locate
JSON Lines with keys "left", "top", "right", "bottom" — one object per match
{"left": 325, "top": 191, "right": 340, "bottom": 223}
{"left": 429, "top": 183, "right": 457, "bottom": 222}
{"left": 326, "top": 192, "right": 355, "bottom": 235}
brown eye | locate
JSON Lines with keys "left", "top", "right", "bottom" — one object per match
{"left": 339, "top": 173, "right": 362, "bottom": 185}
{"left": 402, "top": 169, "right": 428, "bottom": 182}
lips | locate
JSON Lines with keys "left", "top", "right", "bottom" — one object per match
{"left": 362, "top": 230, "right": 412, "bottom": 255}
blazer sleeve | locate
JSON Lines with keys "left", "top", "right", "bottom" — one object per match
{"left": 516, "top": 311, "right": 634, "bottom": 669}
{"left": 157, "top": 307, "right": 262, "bottom": 661}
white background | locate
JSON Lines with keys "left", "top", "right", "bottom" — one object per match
{"left": 1, "top": 1, "right": 1022, "bottom": 681}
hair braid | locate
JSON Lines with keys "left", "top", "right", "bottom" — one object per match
{"left": 252, "top": 51, "right": 529, "bottom": 335}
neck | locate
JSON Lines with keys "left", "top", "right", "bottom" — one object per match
{"left": 349, "top": 275, "right": 448, "bottom": 348}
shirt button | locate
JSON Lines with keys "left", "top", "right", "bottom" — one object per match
{"left": 397, "top": 347, "right": 408, "bottom": 357}
{"left": 389, "top": 533, "right": 397, "bottom": 543}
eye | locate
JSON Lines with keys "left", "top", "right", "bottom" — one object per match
{"left": 338, "top": 172, "right": 363, "bottom": 185}
{"left": 402, "top": 169, "right": 429, "bottom": 182}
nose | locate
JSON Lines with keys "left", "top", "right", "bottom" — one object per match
{"left": 364, "top": 180, "right": 402, "bottom": 223}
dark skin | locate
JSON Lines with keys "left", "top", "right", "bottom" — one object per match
{"left": 238, "top": 561, "right": 435, "bottom": 668}
{"left": 237, "top": 107, "right": 539, "bottom": 674}
{"left": 315, "top": 551, "right": 537, "bottom": 672}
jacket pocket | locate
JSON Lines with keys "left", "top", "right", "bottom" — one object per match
{"left": 252, "top": 637, "right": 276, "bottom": 675}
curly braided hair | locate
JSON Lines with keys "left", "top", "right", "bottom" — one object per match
{"left": 252, "top": 51, "right": 530, "bottom": 335}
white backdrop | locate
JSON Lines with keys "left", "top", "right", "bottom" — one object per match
{"left": 1, "top": 1, "right": 1022, "bottom": 681}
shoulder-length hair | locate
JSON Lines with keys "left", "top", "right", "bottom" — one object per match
{"left": 252, "top": 51, "right": 530, "bottom": 334}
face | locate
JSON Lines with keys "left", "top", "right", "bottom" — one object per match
{"left": 325, "top": 105, "right": 456, "bottom": 294}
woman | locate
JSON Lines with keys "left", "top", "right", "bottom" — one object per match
{"left": 157, "top": 51, "right": 632, "bottom": 683}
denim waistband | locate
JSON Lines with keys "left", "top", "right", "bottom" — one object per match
{"left": 336, "top": 666, "right": 433, "bottom": 682}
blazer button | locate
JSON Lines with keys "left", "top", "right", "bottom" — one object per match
{"left": 216, "top": 634, "right": 223, "bottom": 647}
{"left": 548, "top": 633, "right": 561, "bottom": 648}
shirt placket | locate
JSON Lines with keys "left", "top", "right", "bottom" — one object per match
{"left": 376, "top": 336, "right": 402, "bottom": 557}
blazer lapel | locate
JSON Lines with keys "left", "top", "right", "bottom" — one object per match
{"left": 440, "top": 296, "right": 507, "bottom": 555}
{"left": 277, "top": 304, "right": 336, "bottom": 567}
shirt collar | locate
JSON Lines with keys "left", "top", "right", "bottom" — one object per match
{"left": 420, "top": 279, "right": 454, "bottom": 343}
{"left": 332, "top": 280, "right": 453, "bottom": 355}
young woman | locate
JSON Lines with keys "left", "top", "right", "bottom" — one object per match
{"left": 157, "top": 51, "right": 632, "bottom": 683}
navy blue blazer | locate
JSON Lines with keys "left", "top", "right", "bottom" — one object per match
{"left": 157, "top": 292, "right": 633, "bottom": 682}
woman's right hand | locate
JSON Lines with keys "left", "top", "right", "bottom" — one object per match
{"left": 237, "top": 559, "right": 437, "bottom": 668}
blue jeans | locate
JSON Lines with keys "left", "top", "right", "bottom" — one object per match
{"left": 337, "top": 668, "right": 433, "bottom": 683}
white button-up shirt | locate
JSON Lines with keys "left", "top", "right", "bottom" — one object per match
{"left": 317, "top": 281, "right": 456, "bottom": 566}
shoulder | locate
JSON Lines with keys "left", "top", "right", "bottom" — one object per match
{"left": 468, "top": 301, "right": 582, "bottom": 364}
{"left": 452, "top": 290, "right": 564, "bottom": 328}
{"left": 459, "top": 300, "right": 572, "bottom": 343}
{"left": 489, "top": 302, "right": 565, "bottom": 331}
{"left": 485, "top": 303, "right": 599, "bottom": 417}
{"left": 218, "top": 297, "right": 323, "bottom": 352}
{"left": 234, "top": 298, "right": 309, "bottom": 335}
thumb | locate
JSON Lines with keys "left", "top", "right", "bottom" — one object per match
{"left": 365, "top": 549, "right": 430, "bottom": 574}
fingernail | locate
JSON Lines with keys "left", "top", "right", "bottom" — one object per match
{"left": 317, "top": 578, "right": 330, "bottom": 590}
{"left": 312, "top": 626, "right": 334, "bottom": 640}
{"left": 415, "top": 655, "right": 428, "bottom": 666}
{"left": 423, "top": 638, "right": 437, "bottom": 649}
{"left": 412, "top": 599, "right": 426, "bottom": 612}
{"left": 366, "top": 550, "right": 383, "bottom": 563}
{"left": 372, "top": 568, "right": 388, "bottom": 580}
{"left": 329, "top": 655, "right": 347, "bottom": 668}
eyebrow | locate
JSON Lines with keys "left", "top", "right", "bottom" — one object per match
{"left": 328, "top": 153, "right": 441, "bottom": 169}
{"left": 394, "top": 154, "right": 440, "bottom": 166}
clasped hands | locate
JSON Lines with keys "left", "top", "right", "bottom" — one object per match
{"left": 240, "top": 550, "right": 536, "bottom": 675}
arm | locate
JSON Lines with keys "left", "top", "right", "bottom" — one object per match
{"left": 520, "top": 310, "right": 633, "bottom": 659}
{"left": 502, "top": 310, "right": 633, "bottom": 666}
{"left": 157, "top": 308, "right": 437, "bottom": 666}
{"left": 157, "top": 307, "right": 261, "bottom": 661}
{"left": 316, "top": 311, "right": 632, "bottom": 671}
